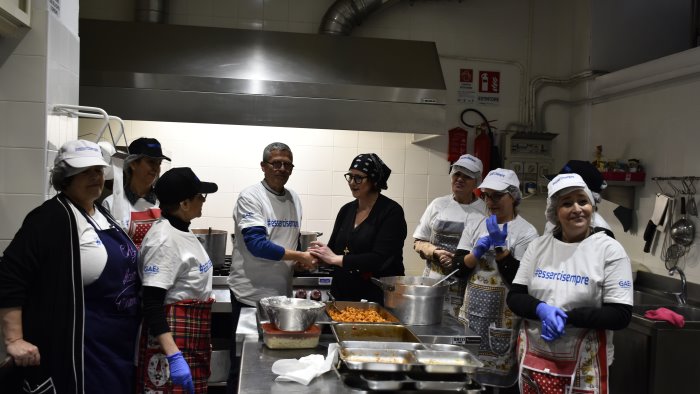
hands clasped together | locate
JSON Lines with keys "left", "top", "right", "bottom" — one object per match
{"left": 307, "top": 241, "right": 342, "bottom": 267}
{"left": 472, "top": 215, "right": 509, "bottom": 260}
{"left": 536, "top": 303, "right": 568, "bottom": 342}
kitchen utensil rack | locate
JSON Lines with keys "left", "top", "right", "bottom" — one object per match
{"left": 53, "top": 104, "right": 128, "bottom": 148}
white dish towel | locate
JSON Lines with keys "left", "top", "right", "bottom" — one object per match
{"left": 271, "top": 343, "right": 339, "bottom": 385}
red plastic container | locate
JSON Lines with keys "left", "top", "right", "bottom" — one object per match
{"left": 262, "top": 323, "right": 321, "bottom": 349}
{"left": 602, "top": 171, "right": 645, "bottom": 182}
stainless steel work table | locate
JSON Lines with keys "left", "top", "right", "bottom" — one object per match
{"left": 237, "top": 313, "right": 480, "bottom": 393}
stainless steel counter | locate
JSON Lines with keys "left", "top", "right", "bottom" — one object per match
{"left": 237, "top": 313, "right": 481, "bottom": 393}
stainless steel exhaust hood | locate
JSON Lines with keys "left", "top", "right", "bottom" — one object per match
{"left": 79, "top": 19, "right": 446, "bottom": 133}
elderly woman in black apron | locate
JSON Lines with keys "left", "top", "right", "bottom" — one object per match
{"left": 0, "top": 140, "right": 140, "bottom": 393}
{"left": 507, "top": 173, "right": 633, "bottom": 394}
{"left": 308, "top": 153, "right": 407, "bottom": 304}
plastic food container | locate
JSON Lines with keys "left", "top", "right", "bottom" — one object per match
{"left": 261, "top": 323, "right": 321, "bottom": 349}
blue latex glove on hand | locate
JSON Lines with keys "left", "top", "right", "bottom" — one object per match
{"left": 166, "top": 351, "right": 194, "bottom": 394}
{"left": 536, "top": 303, "right": 567, "bottom": 339}
{"left": 486, "top": 215, "right": 508, "bottom": 247}
{"left": 471, "top": 235, "right": 492, "bottom": 260}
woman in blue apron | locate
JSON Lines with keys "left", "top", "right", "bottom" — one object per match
{"left": 79, "top": 205, "right": 141, "bottom": 393}
{"left": 0, "top": 139, "right": 141, "bottom": 393}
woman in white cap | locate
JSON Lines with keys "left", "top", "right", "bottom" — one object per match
{"left": 103, "top": 137, "right": 171, "bottom": 249}
{"left": 0, "top": 140, "right": 141, "bottom": 394}
{"left": 309, "top": 153, "right": 407, "bottom": 304}
{"left": 135, "top": 167, "right": 218, "bottom": 394}
{"left": 543, "top": 160, "right": 612, "bottom": 234}
{"left": 452, "top": 168, "right": 539, "bottom": 392}
{"left": 507, "top": 173, "right": 633, "bottom": 394}
{"left": 413, "top": 154, "right": 487, "bottom": 317}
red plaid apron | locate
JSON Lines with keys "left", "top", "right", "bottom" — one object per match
{"left": 136, "top": 298, "right": 214, "bottom": 393}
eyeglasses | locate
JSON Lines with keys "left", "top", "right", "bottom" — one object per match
{"left": 480, "top": 192, "right": 507, "bottom": 202}
{"left": 344, "top": 173, "right": 369, "bottom": 184}
{"left": 265, "top": 161, "right": 295, "bottom": 170}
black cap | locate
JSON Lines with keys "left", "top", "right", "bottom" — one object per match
{"left": 128, "top": 137, "right": 171, "bottom": 161}
{"left": 155, "top": 167, "right": 218, "bottom": 204}
{"left": 545, "top": 160, "right": 605, "bottom": 193}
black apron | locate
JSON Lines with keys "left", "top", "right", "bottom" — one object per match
{"left": 80, "top": 208, "right": 141, "bottom": 394}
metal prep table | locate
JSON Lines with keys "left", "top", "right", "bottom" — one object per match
{"left": 237, "top": 312, "right": 481, "bottom": 393}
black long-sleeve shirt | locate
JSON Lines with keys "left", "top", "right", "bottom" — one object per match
{"left": 327, "top": 194, "right": 407, "bottom": 304}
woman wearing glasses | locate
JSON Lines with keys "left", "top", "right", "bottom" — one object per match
{"left": 413, "top": 154, "right": 487, "bottom": 318}
{"left": 308, "top": 153, "right": 407, "bottom": 304}
{"left": 452, "top": 168, "right": 539, "bottom": 393}
{"left": 135, "top": 167, "right": 218, "bottom": 394}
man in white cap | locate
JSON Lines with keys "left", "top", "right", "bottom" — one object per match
{"left": 507, "top": 173, "right": 632, "bottom": 393}
{"left": 452, "top": 168, "right": 539, "bottom": 392}
{"left": 413, "top": 154, "right": 487, "bottom": 317}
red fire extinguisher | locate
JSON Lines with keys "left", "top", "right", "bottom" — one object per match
{"left": 447, "top": 127, "right": 468, "bottom": 162}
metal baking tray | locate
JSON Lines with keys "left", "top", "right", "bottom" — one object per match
{"left": 325, "top": 301, "right": 401, "bottom": 324}
{"left": 341, "top": 348, "right": 416, "bottom": 372}
{"left": 340, "top": 340, "right": 426, "bottom": 351}
{"left": 332, "top": 323, "right": 421, "bottom": 343}
{"left": 413, "top": 349, "right": 483, "bottom": 374}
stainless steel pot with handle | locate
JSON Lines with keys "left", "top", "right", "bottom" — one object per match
{"left": 192, "top": 228, "right": 227, "bottom": 268}
{"left": 371, "top": 276, "right": 454, "bottom": 325}
{"left": 299, "top": 231, "right": 323, "bottom": 251}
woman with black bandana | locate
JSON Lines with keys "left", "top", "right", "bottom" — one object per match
{"left": 308, "top": 153, "right": 407, "bottom": 304}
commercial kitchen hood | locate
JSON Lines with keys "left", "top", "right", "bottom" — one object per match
{"left": 79, "top": 19, "right": 446, "bottom": 133}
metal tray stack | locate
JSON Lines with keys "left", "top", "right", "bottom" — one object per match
{"left": 338, "top": 341, "right": 483, "bottom": 375}
{"left": 334, "top": 340, "right": 484, "bottom": 391}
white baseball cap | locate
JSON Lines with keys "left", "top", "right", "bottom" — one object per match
{"left": 450, "top": 154, "right": 483, "bottom": 178}
{"left": 55, "top": 140, "right": 109, "bottom": 169}
{"left": 480, "top": 168, "right": 520, "bottom": 191}
{"left": 547, "top": 173, "right": 595, "bottom": 205}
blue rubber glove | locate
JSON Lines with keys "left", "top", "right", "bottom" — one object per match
{"left": 486, "top": 215, "right": 508, "bottom": 248}
{"left": 536, "top": 303, "right": 567, "bottom": 338}
{"left": 166, "top": 351, "right": 194, "bottom": 394}
{"left": 471, "top": 235, "right": 492, "bottom": 260}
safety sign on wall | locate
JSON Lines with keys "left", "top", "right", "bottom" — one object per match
{"left": 457, "top": 68, "right": 476, "bottom": 104}
{"left": 477, "top": 71, "right": 500, "bottom": 105}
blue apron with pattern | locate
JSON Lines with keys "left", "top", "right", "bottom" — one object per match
{"left": 81, "top": 209, "right": 141, "bottom": 394}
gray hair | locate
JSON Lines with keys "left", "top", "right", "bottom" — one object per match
{"left": 50, "top": 162, "right": 74, "bottom": 192}
{"left": 262, "top": 142, "right": 292, "bottom": 162}
{"left": 506, "top": 185, "right": 522, "bottom": 207}
{"left": 123, "top": 154, "right": 161, "bottom": 188}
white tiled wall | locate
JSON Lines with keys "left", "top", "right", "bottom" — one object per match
{"left": 80, "top": 119, "right": 551, "bottom": 276}
{"left": 0, "top": 0, "right": 79, "bottom": 249}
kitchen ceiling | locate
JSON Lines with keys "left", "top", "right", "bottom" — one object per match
{"left": 79, "top": 19, "right": 447, "bottom": 133}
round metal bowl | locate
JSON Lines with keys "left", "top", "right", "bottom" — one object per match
{"left": 259, "top": 296, "right": 325, "bottom": 332}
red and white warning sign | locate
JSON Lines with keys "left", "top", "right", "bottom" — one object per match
{"left": 478, "top": 71, "right": 500, "bottom": 93}
{"left": 457, "top": 68, "right": 475, "bottom": 103}
{"left": 477, "top": 70, "right": 500, "bottom": 105}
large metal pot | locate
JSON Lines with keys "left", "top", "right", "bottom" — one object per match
{"left": 299, "top": 231, "right": 323, "bottom": 251}
{"left": 192, "top": 228, "right": 227, "bottom": 268}
{"left": 371, "top": 276, "right": 452, "bottom": 326}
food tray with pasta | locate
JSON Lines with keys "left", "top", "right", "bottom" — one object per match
{"left": 324, "top": 301, "right": 401, "bottom": 324}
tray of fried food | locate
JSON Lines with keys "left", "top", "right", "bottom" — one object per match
{"left": 325, "top": 301, "right": 400, "bottom": 324}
